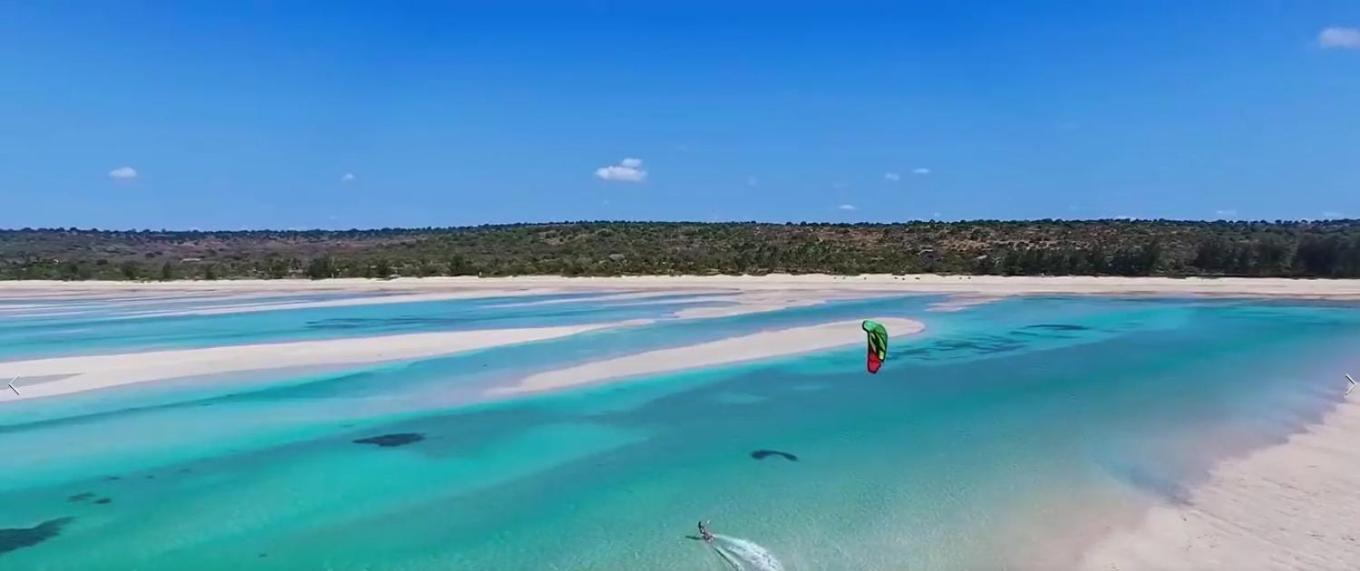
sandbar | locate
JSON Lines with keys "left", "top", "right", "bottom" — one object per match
{"left": 0, "top": 322, "right": 637, "bottom": 402}
{"left": 492, "top": 317, "right": 923, "bottom": 397}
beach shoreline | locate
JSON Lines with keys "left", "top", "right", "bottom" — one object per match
{"left": 2, "top": 274, "right": 1360, "bottom": 300}
{"left": 1078, "top": 395, "right": 1360, "bottom": 570}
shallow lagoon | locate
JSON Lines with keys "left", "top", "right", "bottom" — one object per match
{"left": 2, "top": 295, "right": 1358, "bottom": 569}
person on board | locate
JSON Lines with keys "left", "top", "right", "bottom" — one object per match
{"left": 698, "top": 520, "right": 715, "bottom": 543}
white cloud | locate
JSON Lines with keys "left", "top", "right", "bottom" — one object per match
{"left": 932, "top": 212, "right": 942, "bottom": 219}
{"left": 595, "top": 158, "right": 647, "bottom": 182}
{"left": 884, "top": 172, "right": 901, "bottom": 182}
{"left": 1215, "top": 209, "right": 1238, "bottom": 218}
{"left": 913, "top": 167, "right": 931, "bottom": 175}
{"left": 1322, "top": 211, "right": 1345, "bottom": 218}
{"left": 108, "top": 166, "right": 137, "bottom": 180}
{"left": 838, "top": 204, "right": 857, "bottom": 211}
{"left": 1319, "top": 27, "right": 1360, "bottom": 49}
{"left": 341, "top": 173, "right": 356, "bottom": 182}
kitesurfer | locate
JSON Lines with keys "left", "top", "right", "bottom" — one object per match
{"left": 698, "top": 520, "right": 714, "bottom": 543}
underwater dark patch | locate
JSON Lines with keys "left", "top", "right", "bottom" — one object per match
{"left": 0, "top": 517, "right": 74, "bottom": 555}
{"left": 353, "top": 433, "right": 425, "bottom": 448}
{"left": 1022, "top": 324, "right": 1091, "bottom": 332}
{"left": 67, "top": 493, "right": 95, "bottom": 503}
{"left": 1105, "top": 463, "right": 1191, "bottom": 506}
{"left": 93, "top": 498, "right": 111, "bottom": 505}
{"left": 750, "top": 449, "right": 799, "bottom": 462}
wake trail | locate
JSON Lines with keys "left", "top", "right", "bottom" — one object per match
{"left": 709, "top": 535, "right": 785, "bottom": 571}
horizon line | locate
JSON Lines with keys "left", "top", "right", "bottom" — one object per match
{"left": 2, "top": 217, "right": 1357, "bottom": 233}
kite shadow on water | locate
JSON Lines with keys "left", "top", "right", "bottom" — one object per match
{"left": 352, "top": 432, "right": 425, "bottom": 448}
{"left": 749, "top": 450, "right": 799, "bottom": 462}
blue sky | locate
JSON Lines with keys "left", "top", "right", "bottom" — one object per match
{"left": 2, "top": 1, "right": 1358, "bottom": 229}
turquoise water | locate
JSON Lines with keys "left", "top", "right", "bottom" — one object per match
{"left": 0, "top": 290, "right": 726, "bottom": 361}
{"left": 2, "top": 295, "right": 1359, "bottom": 569}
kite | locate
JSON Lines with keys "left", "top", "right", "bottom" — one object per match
{"left": 862, "top": 320, "right": 888, "bottom": 374}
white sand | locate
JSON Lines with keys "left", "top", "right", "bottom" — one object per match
{"left": 1080, "top": 398, "right": 1360, "bottom": 570}
{"left": 492, "top": 317, "right": 923, "bottom": 397}
{"left": 5, "top": 274, "right": 1360, "bottom": 301}
{"left": 130, "top": 290, "right": 565, "bottom": 318}
{"left": 4, "top": 274, "right": 1350, "bottom": 323}
{"left": 926, "top": 294, "right": 1007, "bottom": 312}
{"left": 0, "top": 322, "right": 638, "bottom": 402}
{"left": 668, "top": 290, "right": 908, "bottom": 319}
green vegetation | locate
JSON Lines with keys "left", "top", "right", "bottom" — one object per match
{"left": 2, "top": 220, "right": 1359, "bottom": 280}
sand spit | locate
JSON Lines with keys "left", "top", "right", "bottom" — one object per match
{"left": 492, "top": 317, "right": 924, "bottom": 397}
{"left": 0, "top": 322, "right": 641, "bottom": 402}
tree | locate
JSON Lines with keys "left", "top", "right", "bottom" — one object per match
{"left": 446, "top": 254, "right": 476, "bottom": 276}
{"left": 1295, "top": 236, "right": 1342, "bottom": 276}
{"left": 306, "top": 257, "right": 335, "bottom": 280}
{"left": 370, "top": 258, "right": 392, "bottom": 279}
{"left": 264, "top": 257, "right": 289, "bottom": 279}
{"left": 119, "top": 261, "right": 142, "bottom": 280}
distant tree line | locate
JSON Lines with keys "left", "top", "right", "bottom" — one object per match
{"left": 2, "top": 220, "right": 1359, "bottom": 280}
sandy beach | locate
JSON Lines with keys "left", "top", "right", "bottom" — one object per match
{"left": 1080, "top": 396, "right": 1360, "bottom": 570}
{"left": 5, "top": 275, "right": 1360, "bottom": 323}
{"left": 4, "top": 274, "right": 1360, "bottom": 300}
{"left": 493, "top": 317, "right": 923, "bottom": 396}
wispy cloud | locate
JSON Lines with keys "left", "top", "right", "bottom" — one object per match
{"left": 108, "top": 166, "right": 137, "bottom": 180}
{"left": 1322, "top": 211, "right": 1345, "bottom": 219}
{"left": 595, "top": 158, "right": 647, "bottom": 183}
{"left": 1215, "top": 209, "right": 1238, "bottom": 218}
{"left": 1319, "top": 27, "right": 1360, "bottom": 49}
{"left": 838, "top": 204, "right": 857, "bottom": 211}
{"left": 341, "top": 173, "right": 356, "bottom": 182}
{"left": 883, "top": 172, "right": 901, "bottom": 182}
{"left": 747, "top": 176, "right": 759, "bottom": 188}
{"left": 913, "top": 167, "right": 931, "bottom": 175}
